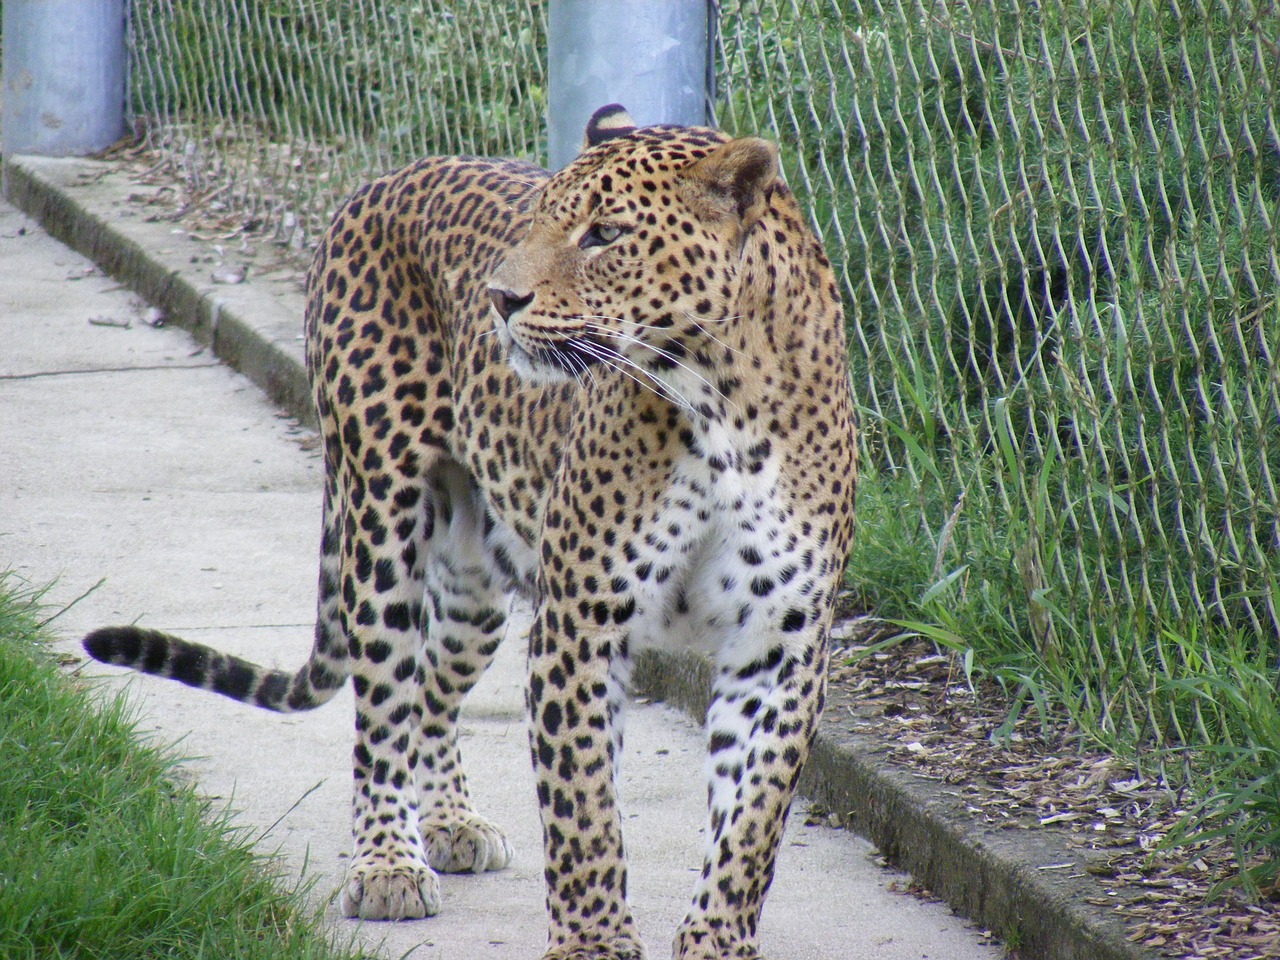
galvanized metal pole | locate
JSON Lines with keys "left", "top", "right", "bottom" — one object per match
{"left": 547, "top": 0, "right": 710, "bottom": 169}
{"left": 2, "top": 0, "right": 127, "bottom": 156}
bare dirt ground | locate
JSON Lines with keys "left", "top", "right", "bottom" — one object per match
{"left": 89, "top": 135, "right": 1280, "bottom": 960}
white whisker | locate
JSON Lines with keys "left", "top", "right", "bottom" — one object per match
{"left": 683, "top": 311, "right": 747, "bottom": 359}
{"left": 563, "top": 346, "right": 593, "bottom": 386}
{"left": 576, "top": 321, "right": 738, "bottom": 414}
{"left": 570, "top": 338, "right": 698, "bottom": 411}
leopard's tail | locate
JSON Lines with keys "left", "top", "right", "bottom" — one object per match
{"left": 82, "top": 625, "right": 349, "bottom": 713}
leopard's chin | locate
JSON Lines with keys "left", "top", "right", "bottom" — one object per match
{"left": 503, "top": 340, "right": 578, "bottom": 386}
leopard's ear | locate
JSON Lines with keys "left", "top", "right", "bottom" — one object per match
{"left": 583, "top": 104, "right": 636, "bottom": 150}
{"left": 682, "top": 137, "right": 780, "bottom": 224}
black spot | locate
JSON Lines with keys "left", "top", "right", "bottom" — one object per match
{"left": 365, "top": 639, "right": 393, "bottom": 663}
{"left": 383, "top": 603, "right": 412, "bottom": 630}
{"left": 781, "top": 609, "right": 807, "bottom": 632}
{"left": 213, "top": 661, "right": 254, "bottom": 700}
{"left": 543, "top": 701, "right": 563, "bottom": 735}
{"left": 612, "top": 597, "right": 636, "bottom": 625}
{"left": 709, "top": 731, "right": 736, "bottom": 754}
{"left": 374, "top": 559, "right": 397, "bottom": 593}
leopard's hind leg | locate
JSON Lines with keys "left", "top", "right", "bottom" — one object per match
{"left": 414, "top": 459, "right": 514, "bottom": 875}
{"left": 329, "top": 449, "right": 513, "bottom": 918}
{"left": 305, "top": 174, "right": 504, "bottom": 920}
{"left": 309, "top": 158, "right": 531, "bottom": 920}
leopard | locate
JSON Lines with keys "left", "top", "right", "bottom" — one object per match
{"left": 83, "top": 104, "right": 858, "bottom": 960}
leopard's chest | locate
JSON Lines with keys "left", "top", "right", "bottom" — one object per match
{"left": 471, "top": 392, "right": 820, "bottom": 661}
{"left": 615, "top": 441, "right": 815, "bottom": 661}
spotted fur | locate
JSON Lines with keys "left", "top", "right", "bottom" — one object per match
{"left": 83, "top": 106, "right": 857, "bottom": 959}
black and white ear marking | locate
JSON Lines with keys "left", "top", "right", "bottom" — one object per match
{"left": 684, "top": 137, "right": 780, "bottom": 221}
{"left": 583, "top": 104, "right": 636, "bottom": 149}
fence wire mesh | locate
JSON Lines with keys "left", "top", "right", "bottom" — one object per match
{"left": 128, "top": 0, "right": 547, "bottom": 248}
{"left": 122, "top": 0, "right": 1280, "bottom": 747}
{"left": 715, "top": 0, "right": 1280, "bottom": 745}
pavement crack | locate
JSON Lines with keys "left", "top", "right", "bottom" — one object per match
{"left": 0, "top": 362, "right": 221, "bottom": 382}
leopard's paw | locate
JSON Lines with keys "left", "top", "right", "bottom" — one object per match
{"left": 674, "top": 921, "right": 762, "bottom": 960}
{"left": 340, "top": 863, "right": 441, "bottom": 920}
{"left": 675, "top": 948, "right": 761, "bottom": 960}
{"left": 420, "top": 812, "right": 514, "bottom": 873}
{"left": 541, "top": 937, "right": 647, "bottom": 960}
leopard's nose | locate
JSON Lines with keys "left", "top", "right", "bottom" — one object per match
{"left": 488, "top": 287, "right": 534, "bottom": 323}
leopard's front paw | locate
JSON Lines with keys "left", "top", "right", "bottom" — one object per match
{"left": 673, "top": 921, "right": 762, "bottom": 960}
{"left": 340, "top": 863, "right": 441, "bottom": 920}
{"left": 675, "top": 948, "right": 761, "bottom": 960}
{"left": 420, "top": 812, "right": 513, "bottom": 873}
{"left": 541, "top": 936, "right": 647, "bottom": 960}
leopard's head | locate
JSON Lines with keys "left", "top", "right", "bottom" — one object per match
{"left": 488, "top": 105, "right": 780, "bottom": 393}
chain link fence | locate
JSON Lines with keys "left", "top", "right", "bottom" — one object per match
{"left": 122, "top": 0, "right": 1279, "bottom": 751}
{"left": 715, "top": 0, "right": 1279, "bottom": 749}
{"left": 129, "top": 0, "right": 547, "bottom": 248}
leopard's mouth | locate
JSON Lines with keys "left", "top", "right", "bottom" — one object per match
{"left": 504, "top": 328, "right": 609, "bottom": 385}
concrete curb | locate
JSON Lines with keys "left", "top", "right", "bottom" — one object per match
{"left": 4, "top": 153, "right": 1153, "bottom": 960}
{"left": 2, "top": 155, "right": 316, "bottom": 429}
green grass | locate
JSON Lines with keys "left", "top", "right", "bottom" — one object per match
{"left": 0, "top": 575, "right": 367, "bottom": 960}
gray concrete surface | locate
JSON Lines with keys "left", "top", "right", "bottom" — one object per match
{"left": 0, "top": 198, "right": 1003, "bottom": 958}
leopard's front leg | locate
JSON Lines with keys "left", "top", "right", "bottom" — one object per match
{"left": 674, "top": 629, "right": 830, "bottom": 960}
{"left": 528, "top": 609, "right": 645, "bottom": 960}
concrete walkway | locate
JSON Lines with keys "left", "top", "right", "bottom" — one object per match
{"left": 0, "top": 196, "right": 1002, "bottom": 959}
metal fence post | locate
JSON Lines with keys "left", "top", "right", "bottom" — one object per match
{"left": 547, "top": 0, "right": 710, "bottom": 169}
{"left": 2, "top": 0, "right": 127, "bottom": 156}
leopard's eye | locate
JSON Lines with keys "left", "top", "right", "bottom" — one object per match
{"left": 580, "top": 223, "right": 626, "bottom": 249}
